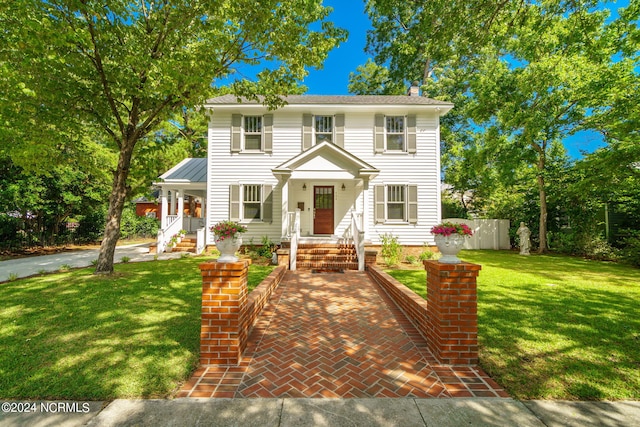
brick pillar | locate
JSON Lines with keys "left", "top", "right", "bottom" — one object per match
{"left": 424, "top": 260, "right": 481, "bottom": 365}
{"left": 199, "top": 260, "right": 250, "bottom": 365}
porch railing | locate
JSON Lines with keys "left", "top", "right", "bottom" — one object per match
{"left": 157, "top": 214, "right": 182, "bottom": 254}
{"left": 351, "top": 211, "right": 365, "bottom": 271}
{"left": 196, "top": 227, "right": 206, "bottom": 255}
{"left": 289, "top": 209, "right": 301, "bottom": 271}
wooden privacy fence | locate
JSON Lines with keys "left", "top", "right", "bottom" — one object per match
{"left": 443, "top": 218, "right": 511, "bottom": 250}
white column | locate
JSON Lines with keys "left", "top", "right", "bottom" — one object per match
{"left": 281, "top": 180, "right": 289, "bottom": 239}
{"left": 169, "top": 191, "right": 175, "bottom": 215}
{"left": 362, "top": 179, "right": 370, "bottom": 241}
{"left": 177, "top": 189, "right": 185, "bottom": 230}
{"left": 160, "top": 188, "right": 168, "bottom": 229}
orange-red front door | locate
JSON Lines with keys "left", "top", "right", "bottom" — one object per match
{"left": 313, "top": 186, "right": 334, "bottom": 234}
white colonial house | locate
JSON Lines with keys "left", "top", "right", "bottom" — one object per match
{"left": 155, "top": 86, "right": 453, "bottom": 270}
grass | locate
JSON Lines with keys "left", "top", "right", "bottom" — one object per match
{"left": 385, "top": 250, "right": 640, "bottom": 400}
{"left": 0, "top": 255, "right": 275, "bottom": 399}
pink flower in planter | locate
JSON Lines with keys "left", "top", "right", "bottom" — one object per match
{"left": 431, "top": 221, "right": 474, "bottom": 237}
{"left": 210, "top": 220, "right": 248, "bottom": 241}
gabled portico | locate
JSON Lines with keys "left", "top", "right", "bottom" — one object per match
{"left": 272, "top": 141, "right": 379, "bottom": 241}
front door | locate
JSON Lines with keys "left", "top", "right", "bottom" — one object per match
{"left": 313, "top": 186, "right": 334, "bottom": 234}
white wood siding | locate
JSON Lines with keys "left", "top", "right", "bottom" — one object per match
{"left": 207, "top": 109, "right": 442, "bottom": 246}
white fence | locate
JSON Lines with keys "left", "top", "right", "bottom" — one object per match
{"left": 443, "top": 218, "right": 511, "bottom": 250}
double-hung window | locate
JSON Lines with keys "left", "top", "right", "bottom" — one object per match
{"left": 231, "top": 114, "right": 272, "bottom": 153}
{"left": 243, "top": 184, "right": 262, "bottom": 220}
{"left": 314, "top": 115, "right": 333, "bottom": 144}
{"left": 385, "top": 116, "right": 405, "bottom": 151}
{"left": 229, "top": 183, "right": 273, "bottom": 223}
{"left": 386, "top": 185, "right": 406, "bottom": 221}
{"left": 244, "top": 116, "right": 262, "bottom": 151}
{"left": 374, "top": 114, "right": 416, "bottom": 154}
{"left": 374, "top": 184, "right": 418, "bottom": 224}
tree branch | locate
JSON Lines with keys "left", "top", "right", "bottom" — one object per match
{"left": 81, "top": 9, "right": 125, "bottom": 141}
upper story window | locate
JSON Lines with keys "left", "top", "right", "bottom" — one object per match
{"left": 244, "top": 116, "right": 262, "bottom": 151}
{"left": 231, "top": 114, "right": 273, "bottom": 154}
{"left": 314, "top": 115, "right": 333, "bottom": 144}
{"left": 385, "top": 116, "right": 405, "bottom": 151}
{"left": 302, "top": 114, "right": 344, "bottom": 150}
{"left": 375, "top": 114, "right": 416, "bottom": 154}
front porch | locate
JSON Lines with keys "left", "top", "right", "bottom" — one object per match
{"left": 273, "top": 142, "right": 379, "bottom": 242}
{"left": 153, "top": 158, "right": 208, "bottom": 255}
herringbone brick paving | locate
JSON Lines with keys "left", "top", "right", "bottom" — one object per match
{"left": 178, "top": 270, "right": 508, "bottom": 398}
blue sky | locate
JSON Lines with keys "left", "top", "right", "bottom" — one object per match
{"left": 303, "top": 0, "right": 631, "bottom": 158}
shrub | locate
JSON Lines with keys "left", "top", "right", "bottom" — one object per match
{"left": 120, "top": 256, "right": 131, "bottom": 263}
{"left": 0, "top": 214, "right": 21, "bottom": 251}
{"left": 120, "top": 205, "right": 159, "bottom": 239}
{"left": 75, "top": 208, "right": 106, "bottom": 243}
{"left": 549, "top": 229, "right": 617, "bottom": 261}
{"left": 619, "top": 230, "right": 640, "bottom": 267}
{"left": 380, "top": 233, "right": 402, "bottom": 267}
{"left": 258, "top": 235, "right": 276, "bottom": 258}
{"left": 405, "top": 254, "right": 418, "bottom": 265}
{"left": 419, "top": 250, "right": 434, "bottom": 261}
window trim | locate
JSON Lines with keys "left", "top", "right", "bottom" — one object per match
{"left": 242, "top": 115, "right": 263, "bottom": 152}
{"left": 374, "top": 183, "right": 418, "bottom": 224}
{"left": 230, "top": 183, "right": 273, "bottom": 223}
{"left": 385, "top": 184, "right": 408, "bottom": 222}
{"left": 374, "top": 114, "right": 416, "bottom": 154}
{"left": 314, "top": 115, "right": 334, "bottom": 145}
{"left": 385, "top": 115, "right": 407, "bottom": 152}
{"left": 242, "top": 183, "right": 263, "bottom": 221}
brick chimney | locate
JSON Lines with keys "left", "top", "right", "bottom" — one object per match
{"left": 407, "top": 81, "right": 420, "bottom": 97}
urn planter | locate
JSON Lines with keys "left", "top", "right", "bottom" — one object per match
{"left": 215, "top": 236, "right": 242, "bottom": 263}
{"left": 434, "top": 234, "right": 466, "bottom": 264}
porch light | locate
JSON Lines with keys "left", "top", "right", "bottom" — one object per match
{"left": 341, "top": 183, "right": 346, "bottom": 191}
{"left": 302, "top": 183, "right": 307, "bottom": 191}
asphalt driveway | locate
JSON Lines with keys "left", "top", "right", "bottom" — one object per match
{"left": 0, "top": 244, "right": 187, "bottom": 282}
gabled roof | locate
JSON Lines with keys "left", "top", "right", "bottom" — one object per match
{"left": 206, "top": 94, "right": 453, "bottom": 107}
{"left": 159, "top": 158, "right": 207, "bottom": 182}
{"left": 272, "top": 141, "right": 379, "bottom": 180}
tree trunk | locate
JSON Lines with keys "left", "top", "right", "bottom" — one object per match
{"left": 536, "top": 152, "right": 548, "bottom": 254}
{"left": 94, "top": 139, "right": 135, "bottom": 275}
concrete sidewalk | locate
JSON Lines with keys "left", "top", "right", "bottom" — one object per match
{"left": 0, "top": 243, "right": 189, "bottom": 282}
{"left": 1, "top": 398, "right": 639, "bottom": 427}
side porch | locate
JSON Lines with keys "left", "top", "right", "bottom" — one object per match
{"left": 153, "top": 158, "right": 208, "bottom": 255}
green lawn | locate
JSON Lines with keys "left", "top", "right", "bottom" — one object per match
{"left": 0, "top": 256, "right": 275, "bottom": 399}
{"left": 386, "top": 250, "right": 640, "bottom": 400}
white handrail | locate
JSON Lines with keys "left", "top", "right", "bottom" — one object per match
{"left": 196, "top": 227, "right": 206, "bottom": 255}
{"left": 286, "top": 212, "right": 297, "bottom": 238}
{"left": 351, "top": 211, "right": 365, "bottom": 271}
{"left": 290, "top": 209, "right": 301, "bottom": 271}
{"left": 157, "top": 214, "right": 182, "bottom": 254}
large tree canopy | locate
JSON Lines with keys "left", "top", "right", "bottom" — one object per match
{"left": 1, "top": 0, "right": 347, "bottom": 273}
{"left": 354, "top": 0, "right": 639, "bottom": 253}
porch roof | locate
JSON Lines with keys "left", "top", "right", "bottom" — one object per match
{"left": 272, "top": 141, "right": 379, "bottom": 180}
{"left": 158, "top": 158, "right": 207, "bottom": 183}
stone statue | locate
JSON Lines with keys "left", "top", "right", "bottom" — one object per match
{"left": 516, "top": 222, "right": 531, "bottom": 255}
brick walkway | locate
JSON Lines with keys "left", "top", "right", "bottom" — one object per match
{"left": 178, "top": 270, "right": 508, "bottom": 398}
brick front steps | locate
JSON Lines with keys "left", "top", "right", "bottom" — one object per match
{"left": 173, "top": 237, "right": 197, "bottom": 253}
{"left": 295, "top": 242, "right": 359, "bottom": 270}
